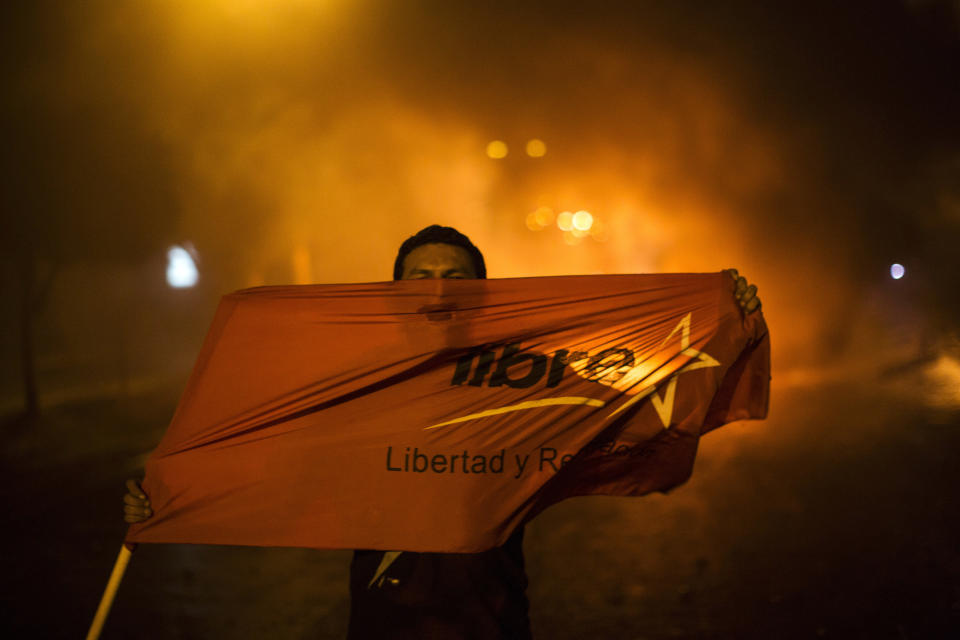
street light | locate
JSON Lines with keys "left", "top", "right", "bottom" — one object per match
{"left": 166, "top": 245, "right": 199, "bottom": 288}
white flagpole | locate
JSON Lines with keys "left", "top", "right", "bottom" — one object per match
{"left": 86, "top": 542, "right": 136, "bottom": 640}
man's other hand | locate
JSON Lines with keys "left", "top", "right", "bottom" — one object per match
{"left": 725, "top": 269, "right": 761, "bottom": 314}
{"left": 123, "top": 478, "right": 153, "bottom": 523}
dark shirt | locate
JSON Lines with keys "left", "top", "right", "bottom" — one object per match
{"left": 347, "top": 527, "right": 531, "bottom": 639}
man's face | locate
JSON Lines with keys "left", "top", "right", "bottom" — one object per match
{"left": 400, "top": 243, "right": 478, "bottom": 280}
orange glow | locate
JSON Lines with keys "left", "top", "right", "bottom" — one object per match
{"left": 525, "top": 139, "right": 547, "bottom": 157}
{"left": 534, "top": 206, "right": 555, "bottom": 227}
{"left": 589, "top": 219, "right": 609, "bottom": 242}
{"left": 486, "top": 140, "right": 508, "bottom": 159}
{"left": 76, "top": 2, "right": 854, "bottom": 374}
{"left": 525, "top": 211, "right": 543, "bottom": 231}
{"left": 923, "top": 353, "right": 960, "bottom": 409}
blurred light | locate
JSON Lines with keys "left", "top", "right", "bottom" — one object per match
{"left": 571, "top": 228, "right": 590, "bottom": 238}
{"left": 590, "top": 219, "right": 609, "bottom": 242}
{"left": 890, "top": 263, "right": 905, "bottom": 279}
{"left": 923, "top": 353, "right": 960, "bottom": 409}
{"left": 563, "top": 230, "right": 583, "bottom": 245}
{"left": 525, "top": 211, "right": 544, "bottom": 231}
{"left": 166, "top": 246, "right": 198, "bottom": 288}
{"left": 534, "top": 206, "right": 554, "bottom": 226}
{"left": 557, "top": 211, "right": 574, "bottom": 231}
{"left": 525, "top": 139, "right": 547, "bottom": 158}
{"left": 572, "top": 210, "right": 593, "bottom": 231}
{"left": 486, "top": 140, "right": 508, "bottom": 159}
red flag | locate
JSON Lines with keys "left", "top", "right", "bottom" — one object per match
{"left": 126, "top": 273, "right": 769, "bottom": 553}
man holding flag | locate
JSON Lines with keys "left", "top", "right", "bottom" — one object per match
{"left": 121, "top": 224, "right": 765, "bottom": 639}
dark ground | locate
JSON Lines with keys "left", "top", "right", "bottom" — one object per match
{"left": 1, "top": 373, "right": 957, "bottom": 639}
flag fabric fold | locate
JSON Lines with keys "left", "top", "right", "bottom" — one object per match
{"left": 126, "top": 272, "right": 770, "bottom": 553}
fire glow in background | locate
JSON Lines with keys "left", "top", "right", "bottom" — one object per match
{"left": 3, "top": 1, "right": 959, "bottom": 443}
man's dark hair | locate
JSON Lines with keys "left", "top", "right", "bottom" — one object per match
{"left": 393, "top": 224, "right": 487, "bottom": 280}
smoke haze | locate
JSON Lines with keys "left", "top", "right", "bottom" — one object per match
{"left": 2, "top": 0, "right": 958, "bottom": 402}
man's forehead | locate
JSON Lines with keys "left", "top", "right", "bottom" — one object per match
{"left": 404, "top": 243, "right": 473, "bottom": 269}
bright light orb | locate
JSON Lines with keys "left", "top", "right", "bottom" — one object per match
{"left": 166, "top": 246, "right": 198, "bottom": 288}
{"left": 525, "top": 211, "right": 543, "bottom": 231}
{"left": 557, "top": 211, "right": 574, "bottom": 231}
{"left": 534, "top": 206, "right": 554, "bottom": 226}
{"left": 572, "top": 210, "right": 593, "bottom": 231}
{"left": 890, "top": 263, "right": 905, "bottom": 280}
{"left": 486, "top": 140, "right": 508, "bottom": 159}
{"left": 525, "top": 139, "right": 547, "bottom": 158}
